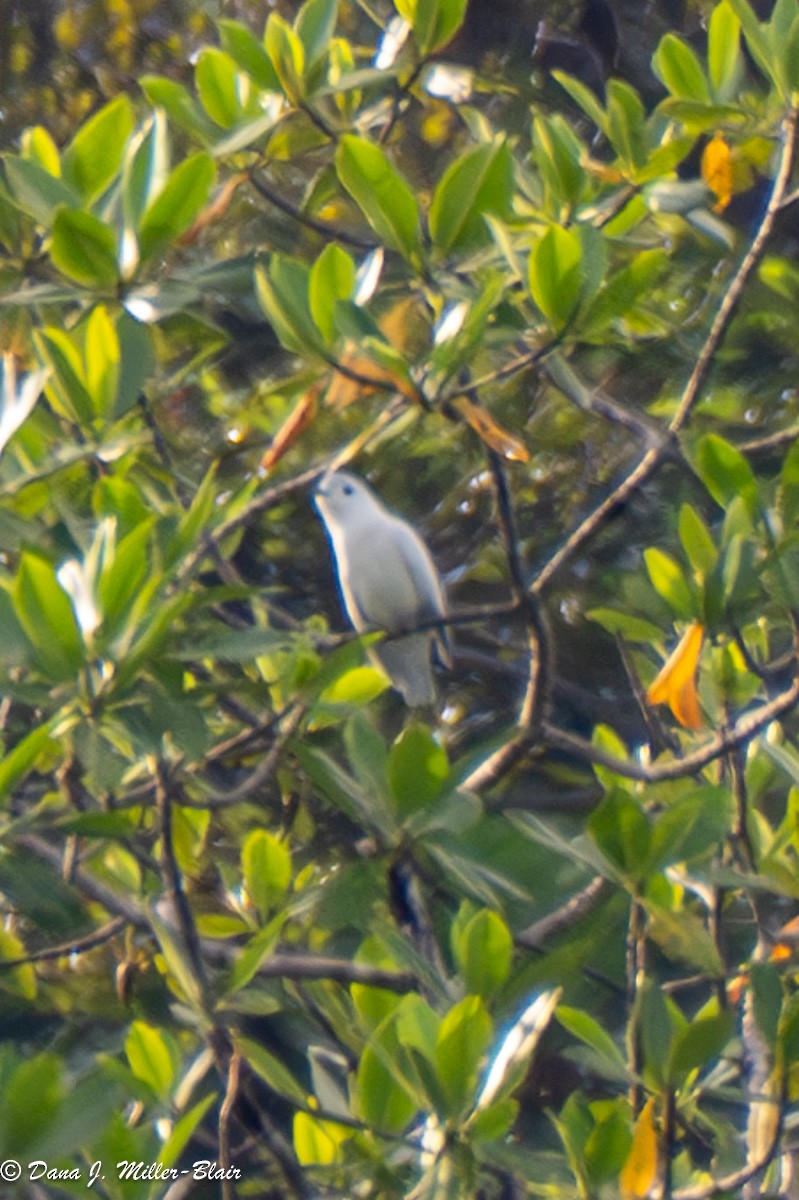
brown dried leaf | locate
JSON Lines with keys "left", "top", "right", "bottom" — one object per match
{"left": 449, "top": 393, "right": 529, "bottom": 462}
{"left": 260, "top": 385, "right": 320, "bottom": 473}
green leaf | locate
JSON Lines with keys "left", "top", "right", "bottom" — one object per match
{"left": 158, "top": 1093, "right": 218, "bottom": 1172}
{"left": 125, "top": 1021, "right": 179, "bottom": 1102}
{"left": 0, "top": 929, "right": 36, "bottom": 999}
{"left": 556, "top": 1006, "right": 629, "bottom": 1077}
{"left": 62, "top": 94, "right": 135, "bottom": 201}
{"left": 265, "top": 12, "right": 306, "bottom": 100}
{"left": 435, "top": 995, "right": 493, "bottom": 1116}
{"left": 693, "top": 433, "right": 759, "bottom": 517}
{"left": 652, "top": 33, "right": 711, "bottom": 102}
{"left": 309, "top": 243, "right": 355, "bottom": 342}
{"left": 395, "top": 993, "right": 440, "bottom": 1062}
{"left": 780, "top": 992, "right": 799, "bottom": 1062}
{"left": 12, "top": 552, "right": 83, "bottom": 680}
{"left": 667, "top": 1011, "right": 734, "bottom": 1082}
{"left": 218, "top": 18, "right": 280, "bottom": 89}
{"left": 552, "top": 70, "right": 608, "bottom": 134}
{"left": 241, "top": 829, "right": 292, "bottom": 920}
{"left": 429, "top": 139, "right": 513, "bottom": 255}
{"left": 726, "top": 0, "right": 774, "bottom": 84}
{"left": 336, "top": 135, "right": 420, "bottom": 260}
{"left": 532, "top": 113, "right": 586, "bottom": 211}
{"left": 85, "top": 304, "right": 120, "bottom": 419}
{"left": 138, "top": 152, "right": 216, "bottom": 262}
{"left": 196, "top": 47, "right": 243, "bottom": 127}
{"left": 344, "top": 714, "right": 392, "bottom": 812}
{"left": 0, "top": 719, "right": 58, "bottom": 801}
{"left": 529, "top": 224, "right": 583, "bottom": 330}
{"left": 34, "top": 326, "right": 94, "bottom": 424}
{"left": 606, "top": 79, "right": 646, "bottom": 168}
{"left": 587, "top": 608, "right": 663, "bottom": 642}
{"left": 120, "top": 111, "right": 170, "bottom": 261}
{"left": 21, "top": 125, "right": 61, "bottom": 175}
{"left": 255, "top": 255, "right": 326, "bottom": 357}
{"left": 452, "top": 908, "right": 512, "bottom": 997}
{"left": 643, "top": 548, "right": 695, "bottom": 619}
{"left": 50, "top": 207, "right": 119, "bottom": 289}
{"left": 587, "top": 788, "right": 650, "bottom": 881}
{"left": 226, "top": 913, "right": 288, "bottom": 993}
{"left": 296, "top": 0, "right": 339, "bottom": 66}
{"left": 646, "top": 903, "right": 724, "bottom": 976}
{"left": 139, "top": 75, "right": 216, "bottom": 142}
{"left": 319, "top": 664, "right": 388, "bottom": 705}
{"left": 781, "top": 436, "right": 799, "bottom": 526}
{"left": 2, "top": 155, "right": 78, "bottom": 225}
{"left": 357, "top": 1040, "right": 417, "bottom": 1131}
{"left": 708, "top": 1, "right": 742, "bottom": 97}
{"left": 388, "top": 723, "right": 449, "bottom": 816}
{"left": 0, "top": 1054, "right": 63, "bottom": 1151}
{"left": 638, "top": 979, "right": 680, "bottom": 1087}
{"left": 678, "top": 504, "right": 718, "bottom": 581}
{"left": 114, "top": 312, "right": 155, "bottom": 417}
{"left": 294, "top": 1111, "right": 350, "bottom": 1164}
{"left": 396, "top": 0, "right": 469, "bottom": 55}
{"left": 236, "top": 1035, "right": 308, "bottom": 1104}
{"left": 581, "top": 249, "right": 667, "bottom": 339}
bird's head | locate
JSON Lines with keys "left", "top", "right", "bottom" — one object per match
{"left": 314, "top": 470, "right": 377, "bottom": 523}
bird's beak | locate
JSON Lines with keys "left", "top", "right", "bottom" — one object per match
{"left": 313, "top": 467, "right": 335, "bottom": 499}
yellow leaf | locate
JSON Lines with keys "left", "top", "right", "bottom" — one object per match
{"left": 449, "top": 393, "right": 529, "bottom": 462}
{"left": 620, "top": 1097, "right": 658, "bottom": 1200}
{"left": 646, "top": 622, "right": 704, "bottom": 731}
{"left": 702, "top": 134, "right": 734, "bottom": 212}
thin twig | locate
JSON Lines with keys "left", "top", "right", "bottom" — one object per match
{"left": 202, "top": 704, "right": 305, "bottom": 806}
{"left": 540, "top": 669, "right": 799, "bottom": 782}
{"left": 154, "top": 758, "right": 208, "bottom": 994}
{"left": 0, "top": 917, "right": 126, "bottom": 968}
{"left": 515, "top": 875, "right": 612, "bottom": 949}
{"left": 672, "top": 1081, "right": 784, "bottom": 1200}
{"left": 219, "top": 1049, "right": 241, "bottom": 1200}
{"left": 248, "top": 170, "right": 377, "bottom": 250}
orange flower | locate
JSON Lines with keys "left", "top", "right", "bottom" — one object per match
{"left": 646, "top": 622, "right": 704, "bottom": 731}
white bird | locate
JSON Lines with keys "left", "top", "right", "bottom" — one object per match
{"left": 314, "top": 470, "right": 451, "bottom": 707}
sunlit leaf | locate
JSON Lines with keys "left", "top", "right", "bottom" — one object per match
{"left": 336, "top": 135, "right": 420, "bottom": 260}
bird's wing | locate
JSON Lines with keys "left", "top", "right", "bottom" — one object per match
{"left": 390, "top": 518, "right": 452, "bottom": 666}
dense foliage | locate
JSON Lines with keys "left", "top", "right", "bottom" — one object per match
{"left": 3, "top": 0, "right": 799, "bottom": 1196}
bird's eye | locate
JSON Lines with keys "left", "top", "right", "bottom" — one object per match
{"left": 343, "top": 484, "right": 354, "bottom": 496}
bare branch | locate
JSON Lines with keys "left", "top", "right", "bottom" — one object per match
{"left": 515, "top": 875, "right": 612, "bottom": 950}
{"left": 248, "top": 170, "right": 377, "bottom": 250}
{"left": 202, "top": 703, "right": 305, "bottom": 807}
{"left": 540, "top": 669, "right": 799, "bottom": 782}
{"left": 218, "top": 1049, "right": 241, "bottom": 1200}
{"left": 0, "top": 918, "right": 126, "bottom": 968}
{"left": 154, "top": 757, "right": 208, "bottom": 995}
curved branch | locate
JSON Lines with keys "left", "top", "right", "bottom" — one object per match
{"left": 0, "top": 917, "right": 126, "bottom": 968}
{"left": 540, "top": 670, "right": 799, "bottom": 783}
{"left": 248, "top": 170, "right": 377, "bottom": 250}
